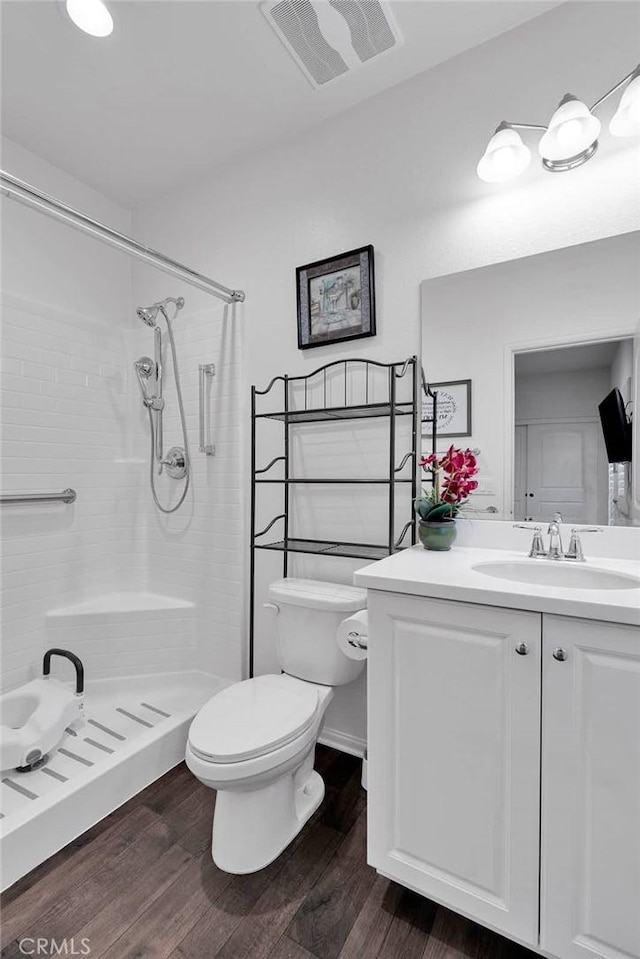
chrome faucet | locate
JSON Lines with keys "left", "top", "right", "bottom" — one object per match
{"left": 515, "top": 513, "right": 602, "bottom": 561}
{"left": 514, "top": 511, "right": 565, "bottom": 559}
{"left": 547, "top": 512, "right": 564, "bottom": 560}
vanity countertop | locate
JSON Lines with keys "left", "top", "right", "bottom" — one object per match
{"left": 354, "top": 545, "right": 640, "bottom": 627}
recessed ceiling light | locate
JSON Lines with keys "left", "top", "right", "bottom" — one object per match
{"left": 65, "top": 0, "right": 113, "bottom": 38}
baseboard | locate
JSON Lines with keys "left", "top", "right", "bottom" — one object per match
{"left": 318, "top": 726, "right": 367, "bottom": 759}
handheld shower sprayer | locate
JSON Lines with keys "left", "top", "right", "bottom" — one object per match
{"left": 134, "top": 356, "right": 162, "bottom": 408}
{"left": 134, "top": 295, "right": 190, "bottom": 513}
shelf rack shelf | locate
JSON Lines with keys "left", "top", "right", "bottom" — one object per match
{"left": 256, "top": 401, "right": 414, "bottom": 424}
{"left": 254, "top": 539, "right": 392, "bottom": 561}
{"left": 249, "top": 355, "right": 437, "bottom": 677}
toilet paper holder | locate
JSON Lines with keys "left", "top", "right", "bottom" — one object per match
{"left": 347, "top": 631, "right": 368, "bottom": 650}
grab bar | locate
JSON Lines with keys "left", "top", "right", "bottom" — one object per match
{"left": 0, "top": 489, "right": 77, "bottom": 505}
{"left": 43, "top": 648, "right": 84, "bottom": 695}
{"left": 199, "top": 363, "right": 216, "bottom": 455}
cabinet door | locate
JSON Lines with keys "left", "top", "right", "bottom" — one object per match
{"left": 541, "top": 615, "right": 640, "bottom": 959}
{"left": 367, "top": 592, "right": 541, "bottom": 946}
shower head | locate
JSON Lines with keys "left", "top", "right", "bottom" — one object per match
{"left": 136, "top": 296, "right": 185, "bottom": 327}
{"left": 137, "top": 306, "right": 158, "bottom": 327}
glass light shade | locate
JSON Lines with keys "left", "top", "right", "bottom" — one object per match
{"left": 538, "top": 97, "right": 600, "bottom": 161}
{"left": 66, "top": 0, "right": 113, "bottom": 37}
{"left": 610, "top": 74, "right": 640, "bottom": 137}
{"left": 477, "top": 128, "right": 531, "bottom": 183}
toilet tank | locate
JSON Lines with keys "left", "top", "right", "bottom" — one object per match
{"left": 268, "top": 579, "right": 367, "bottom": 686}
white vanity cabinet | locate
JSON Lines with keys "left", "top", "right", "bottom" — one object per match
{"left": 367, "top": 592, "right": 640, "bottom": 959}
{"left": 366, "top": 590, "right": 542, "bottom": 946}
{"left": 541, "top": 615, "right": 640, "bottom": 959}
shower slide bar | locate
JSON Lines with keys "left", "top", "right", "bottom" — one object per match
{"left": 1, "top": 489, "right": 77, "bottom": 506}
{"left": 0, "top": 170, "right": 245, "bottom": 305}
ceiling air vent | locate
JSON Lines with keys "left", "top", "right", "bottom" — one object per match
{"left": 262, "top": 0, "right": 403, "bottom": 88}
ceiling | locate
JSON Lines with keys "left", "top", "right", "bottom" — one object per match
{"left": 0, "top": 0, "right": 561, "bottom": 206}
{"left": 515, "top": 340, "right": 629, "bottom": 376}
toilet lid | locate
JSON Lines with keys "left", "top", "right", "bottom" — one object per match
{"left": 188, "top": 675, "right": 319, "bottom": 763}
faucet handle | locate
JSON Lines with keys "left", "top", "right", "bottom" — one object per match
{"left": 513, "top": 524, "right": 547, "bottom": 558}
{"left": 553, "top": 511, "right": 563, "bottom": 523}
{"left": 529, "top": 528, "right": 547, "bottom": 558}
{"left": 565, "top": 527, "right": 601, "bottom": 562}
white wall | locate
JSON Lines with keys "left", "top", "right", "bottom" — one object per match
{"left": 611, "top": 339, "right": 634, "bottom": 402}
{"left": 1, "top": 138, "right": 133, "bottom": 320}
{"left": 515, "top": 368, "right": 611, "bottom": 424}
{"left": 132, "top": 1, "right": 640, "bottom": 750}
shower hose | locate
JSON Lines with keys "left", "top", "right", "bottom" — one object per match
{"left": 147, "top": 308, "right": 190, "bottom": 514}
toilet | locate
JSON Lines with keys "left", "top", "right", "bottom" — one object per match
{"left": 185, "top": 578, "right": 367, "bottom": 874}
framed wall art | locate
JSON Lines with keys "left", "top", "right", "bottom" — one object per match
{"left": 296, "top": 245, "right": 376, "bottom": 350}
{"left": 422, "top": 379, "right": 472, "bottom": 438}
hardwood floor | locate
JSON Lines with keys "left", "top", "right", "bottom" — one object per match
{"left": 1, "top": 747, "right": 536, "bottom": 959}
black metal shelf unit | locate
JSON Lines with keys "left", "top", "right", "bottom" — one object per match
{"left": 249, "top": 356, "right": 436, "bottom": 677}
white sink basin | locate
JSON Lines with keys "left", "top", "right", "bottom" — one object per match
{"left": 472, "top": 560, "right": 640, "bottom": 591}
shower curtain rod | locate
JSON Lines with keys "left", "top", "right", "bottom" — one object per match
{"left": 0, "top": 170, "right": 245, "bottom": 304}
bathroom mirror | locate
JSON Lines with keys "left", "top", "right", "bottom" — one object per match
{"left": 420, "top": 233, "right": 639, "bottom": 526}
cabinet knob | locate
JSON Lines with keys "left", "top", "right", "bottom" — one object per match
{"left": 515, "top": 642, "right": 529, "bottom": 656}
{"left": 552, "top": 647, "right": 567, "bottom": 662}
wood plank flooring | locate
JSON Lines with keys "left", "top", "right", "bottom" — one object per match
{"left": 1, "top": 747, "right": 536, "bottom": 959}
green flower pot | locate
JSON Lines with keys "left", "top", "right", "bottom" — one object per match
{"left": 418, "top": 519, "right": 457, "bottom": 551}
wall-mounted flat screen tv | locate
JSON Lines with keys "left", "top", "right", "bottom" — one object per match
{"left": 598, "top": 387, "right": 632, "bottom": 463}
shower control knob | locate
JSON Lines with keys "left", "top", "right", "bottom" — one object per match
{"left": 163, "top": 447, "right": 187, "bottom": 480}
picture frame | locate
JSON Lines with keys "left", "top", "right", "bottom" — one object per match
{"left": 296, "top": 245, "right": 376, "bottom": 350}
{"left": 422, "top": 379, "right": 472, "bottom": 438}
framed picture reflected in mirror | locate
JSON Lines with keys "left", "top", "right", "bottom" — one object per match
{"left": 423, "top": 379, "right": 472, "bottom": 438}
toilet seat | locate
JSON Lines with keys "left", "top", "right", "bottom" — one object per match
{"left": 188, "top": 674, "right": 319, "bottom": 764}
{"left": 0, "top": 678, "right": 84, "bottom": 771}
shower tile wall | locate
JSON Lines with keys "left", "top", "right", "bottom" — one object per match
{"left": 1, "top": 296, "right": 243, "bottom": 691}
{"left": 0, "top": 297, "right": 141, "bottom": 690}
{"left": 1, "top": 142, "right": 244, "bottom": 694}
{"left": 135, "top": 302, "right": 244, "bottom": 681}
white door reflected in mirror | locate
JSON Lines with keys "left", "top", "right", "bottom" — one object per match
{"left": 512, "top": 342, "right": 626, "bottom": 525}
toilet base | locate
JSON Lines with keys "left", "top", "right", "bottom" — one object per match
{"left": 212, "top": 764, "right": 325, "bottom": 874}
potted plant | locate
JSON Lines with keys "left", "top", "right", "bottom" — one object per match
{"left": 415, "top": 446, "right": 479, "bottom": 550}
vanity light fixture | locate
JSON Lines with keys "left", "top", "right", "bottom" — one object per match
{"left": 65, "top": 0, "right": 113, "bottom": 37}
{"left": 478, "top": 64, "right": 640, "bottom": 182}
